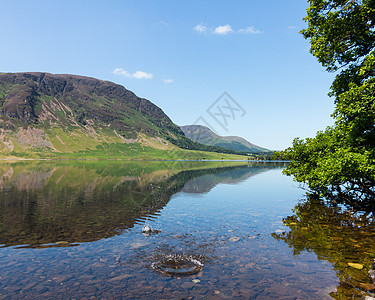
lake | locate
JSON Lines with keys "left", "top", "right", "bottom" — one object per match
{"left": 0, "top": 161, "right": 374, "bottom": 299}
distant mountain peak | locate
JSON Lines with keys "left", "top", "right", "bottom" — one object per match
{"left": 180, "top": 124, "right": 271, "bottom": 154}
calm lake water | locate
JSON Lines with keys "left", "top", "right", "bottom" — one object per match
{"left": 0, "top": 161, "right": 374, "bottom": 299}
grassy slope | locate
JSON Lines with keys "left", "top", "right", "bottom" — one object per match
{"left": 0, "top": 144, "right": 250, "bottom": 160}
{"left": 0, "top": 126, "right": 250, "bottom": 160}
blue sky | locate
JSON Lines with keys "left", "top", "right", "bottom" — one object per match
{"left": 0, "top": 0, "right": 335, "bottom": 150}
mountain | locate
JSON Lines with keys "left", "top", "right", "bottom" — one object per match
{"left": 0, "top": 72, "right": 182, "bottom": 146}
{"left": 180, "top": 125, "right": 271, "bottom": 154}
{"left": 0, "top": 72, "right": 246, "bottom": 159}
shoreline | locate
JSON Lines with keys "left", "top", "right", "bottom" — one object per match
{"left": 0, "top": 158, "right": 289, "bottom": 162}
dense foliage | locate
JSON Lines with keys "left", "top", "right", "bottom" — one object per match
{"left": 284, "top": 0, "right": 375, "bottom": 201}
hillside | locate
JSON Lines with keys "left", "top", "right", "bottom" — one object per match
{"left": 180, "top": 125, "right": 271, "bottom": 154}
{"left": 0, "top": 72, "right": 247, "bottom": 160}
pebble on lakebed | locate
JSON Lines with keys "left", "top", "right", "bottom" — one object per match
{"left": 348, "top": 262, "right": 364, "bottom": 270}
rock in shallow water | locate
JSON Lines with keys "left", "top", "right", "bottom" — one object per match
{"left": 142, "top": 224, "right": 161, "bottom": 237}
{"left": 142, "top": 224, "right": 152, "bottom": 233}
{"left": 348, "top": 262, "right": 364, "bottom": 269}
{"left": 369, "top": 259, "right": 375, "bottom": 283}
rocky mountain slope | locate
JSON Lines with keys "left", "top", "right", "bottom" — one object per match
{"left": 180, "top": 125, "right": 271, "bottom": 154}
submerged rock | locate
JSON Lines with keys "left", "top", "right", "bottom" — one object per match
{"left": 359, "top": 283, "right": 375, "bottom": 291}
{"left": 142, "top": 224, "right": 161, "bottom": 237}
{"left": 142, "top": 224, "right": 152, "bottom": 233}
{"left": 369, "top": 259, "right": 375, "bottom": 283}
{"left": 348, "top": 262, "right": 364, "bottom": 269}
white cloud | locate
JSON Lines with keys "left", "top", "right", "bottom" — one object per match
{"left": 112, "top": 68, "right": 130, "bottom": 76}
{"left": 194, "top": 23, "right": 261, "bottom": 36}
{"left": 164, "top": 78, "right": 173, "bottom": 84}
{"left": 193, "top": 23, "right": 207, "bottom": 33}
{"left": 132, "top": 71, "right": 153, "bottom": 79}
{"left": 112, "top": 68, "right": 153, "bottom": 79}
{"left": 213, "top": 24, "right": 233, "bottom": 35}
{"left": 154, "top": 20, "right": 168, "bottom": 26}
{"left": 238, "top": 26, "right": 261, "bottom": 34}
{"left": 288, "top": 25, "right": 297, "bottom": 30}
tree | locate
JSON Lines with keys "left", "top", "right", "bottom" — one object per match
{"left": 284, "top": 0, "right": 375, "bottom": 201}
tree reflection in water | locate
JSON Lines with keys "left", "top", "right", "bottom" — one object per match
{"left": 273, "top": 194, "right": 375, "bottom": 298}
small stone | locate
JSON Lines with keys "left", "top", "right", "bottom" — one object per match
{"left": 229, "top": 237, "right": 240, "bottom": 242}
{"left": 192, "top": 279, "right": 201, "bottom": 283}
{"left": 348, "top": 262, "right": 364, "bottom": 269}
{"left": 107, "top": 274, "right": 132, "bottom": 282}
{"left": 245, "top": 262, "right": 255, "bottom": 268}
{"left": 359, "top": 283, "right": 375, "bottom": 291}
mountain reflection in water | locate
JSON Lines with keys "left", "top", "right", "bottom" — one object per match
{"left": 0, "top": 161, "right": 283, "bottom": 248}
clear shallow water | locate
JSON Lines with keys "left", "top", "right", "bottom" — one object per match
{"left": 0, "top": 161, "right": 374, "bottom": 299}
